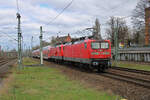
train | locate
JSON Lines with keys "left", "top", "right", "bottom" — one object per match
{"left": 32, "top": 39, "right": 112, "bottom": 72}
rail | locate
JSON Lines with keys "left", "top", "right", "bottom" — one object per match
{"left": 111, "top": 66, "right": 150, "bottom": 75}
{"left": 0, "top": 58, "right": 14, "bottom": 74}
{"left": 101, "top": 71, "right": 150, "bottom": 89}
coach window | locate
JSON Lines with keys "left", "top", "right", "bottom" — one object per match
{"left": 84, "top": 43, "right": 87, "bottom": 48}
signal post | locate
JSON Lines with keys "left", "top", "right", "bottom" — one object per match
{"left": 40, "top": 26, "right": 43, "bottom": 65}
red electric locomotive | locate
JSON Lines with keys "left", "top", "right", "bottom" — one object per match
{"left": 32, "top": 39, "right": 111, "bottom": 71}
{"left": 63, "top": 39, "right": 111, "bottom": 71}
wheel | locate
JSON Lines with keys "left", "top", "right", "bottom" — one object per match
{"left": 97, "top": 69, "right": 103, "bottom": 73}
{"left": 87, "top": 65, "right": 93, "bottom": 72}
{"left": 97, "top": 67, "right": 105, "bottom": 73}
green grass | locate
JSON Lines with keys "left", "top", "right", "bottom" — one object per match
{"left": 22, "top": 57, "right": 40, "bottom": 65}
{"left": 112, "top": 61, "right": 150, "bottom": 71}
{"left": 0, "top": 58, "right": 120, "bottom": 100}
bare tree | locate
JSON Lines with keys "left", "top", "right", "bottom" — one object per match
{"left": 32, "top": 41, "right": 50, "bottom": 50}
{"left": 131, "top": 0, "right": 150, "bottom": 44}
{"left": 50, "top": 36, "right": 57, "bottom": 45}
{"left": 132, "top": 0, "right": 149, "bottom": 29}
{"left": 106, "top": 17, "right": 130, "bottom": 47}
{"left": 42, "top": 41, "right": 50, "bottom": 47}
{"left": 93, "top": 18, "right": 102, "bottom": 40}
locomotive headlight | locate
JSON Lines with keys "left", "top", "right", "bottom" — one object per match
{"left": 93, "top": 62, "right": 99, "bottom": 66}
{"left": 102, "top": 52, "right": 110, "bottom": 55}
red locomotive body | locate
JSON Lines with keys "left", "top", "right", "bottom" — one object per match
{"left": 63, "top": 39, "right": 111, "bottom": 71}
{"left": 63, "top": 40, "right": 90, "bottom": 63}
{"left": 32, "top": 39, "right": 111, "bottom": 71}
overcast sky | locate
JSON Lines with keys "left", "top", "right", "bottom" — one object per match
{"left": 0, "top": 0, "right": 139, "bottom": 50}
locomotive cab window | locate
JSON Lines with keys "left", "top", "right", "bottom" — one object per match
{"left": 91, "top": 42, "right": 109, "bottom": 49}
{"left": 101, "top": 42, "right": 109, "bottom": 49}
{"left": 91, "top": 42, "right": 100, "bottom": 49}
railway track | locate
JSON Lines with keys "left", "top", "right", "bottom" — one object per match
{"left": 102, "top": 73, "right": 150, "bottom": 89}
{"left": 111, "top": 66, "right": 150, "bottom": 75}
{"left": 100, "top": 67, "right": 150, "bottom": 89}
{"left": 0, "top": 60, "right": 9, "bottom": 66}
{"left": 0, "top": 58, "right": 14, "bottom": 74}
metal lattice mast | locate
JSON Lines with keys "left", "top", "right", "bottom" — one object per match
{"left": 17, "top": 13, "right": 22, "bottom": 69}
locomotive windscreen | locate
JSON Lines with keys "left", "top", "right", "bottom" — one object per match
{"left": 91, "top": 42, "right": 109, "bottom": 49}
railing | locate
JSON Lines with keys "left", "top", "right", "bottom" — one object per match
{"left": 111, "top": 47, "right": 150, "bottom": 62}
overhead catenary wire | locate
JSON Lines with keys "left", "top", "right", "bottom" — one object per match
{"left": 109, "top": 0, "right": 130, "bottom": 11}
{"left": 45, "top": 0, "right": 74, "bottom": 26}
{"left": 45, "top": 0, "right": 128, "bottom": 27}
{"left": 39, "top": 0, "right": 74, "bottom": 41}
{"left": 42, "top": 16, "right": 131, "bottom": 40}
{"left": 44, "top": 0, "right": 131, "bottom": 35}
{"left": 0, "top": 31, "right": 17, "bottom": 42}
{"left": 0, "top": 35, "right": 17, "bottom": 43}
{"left": 36, "top": 0, "right": 133, "bottom": 42}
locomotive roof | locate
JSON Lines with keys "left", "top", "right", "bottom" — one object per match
{"left": 32, "top": 39, "right": 110, "bottom": 52}
{"left": 63, "top": 39, "right": 110, "bottom": 45}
